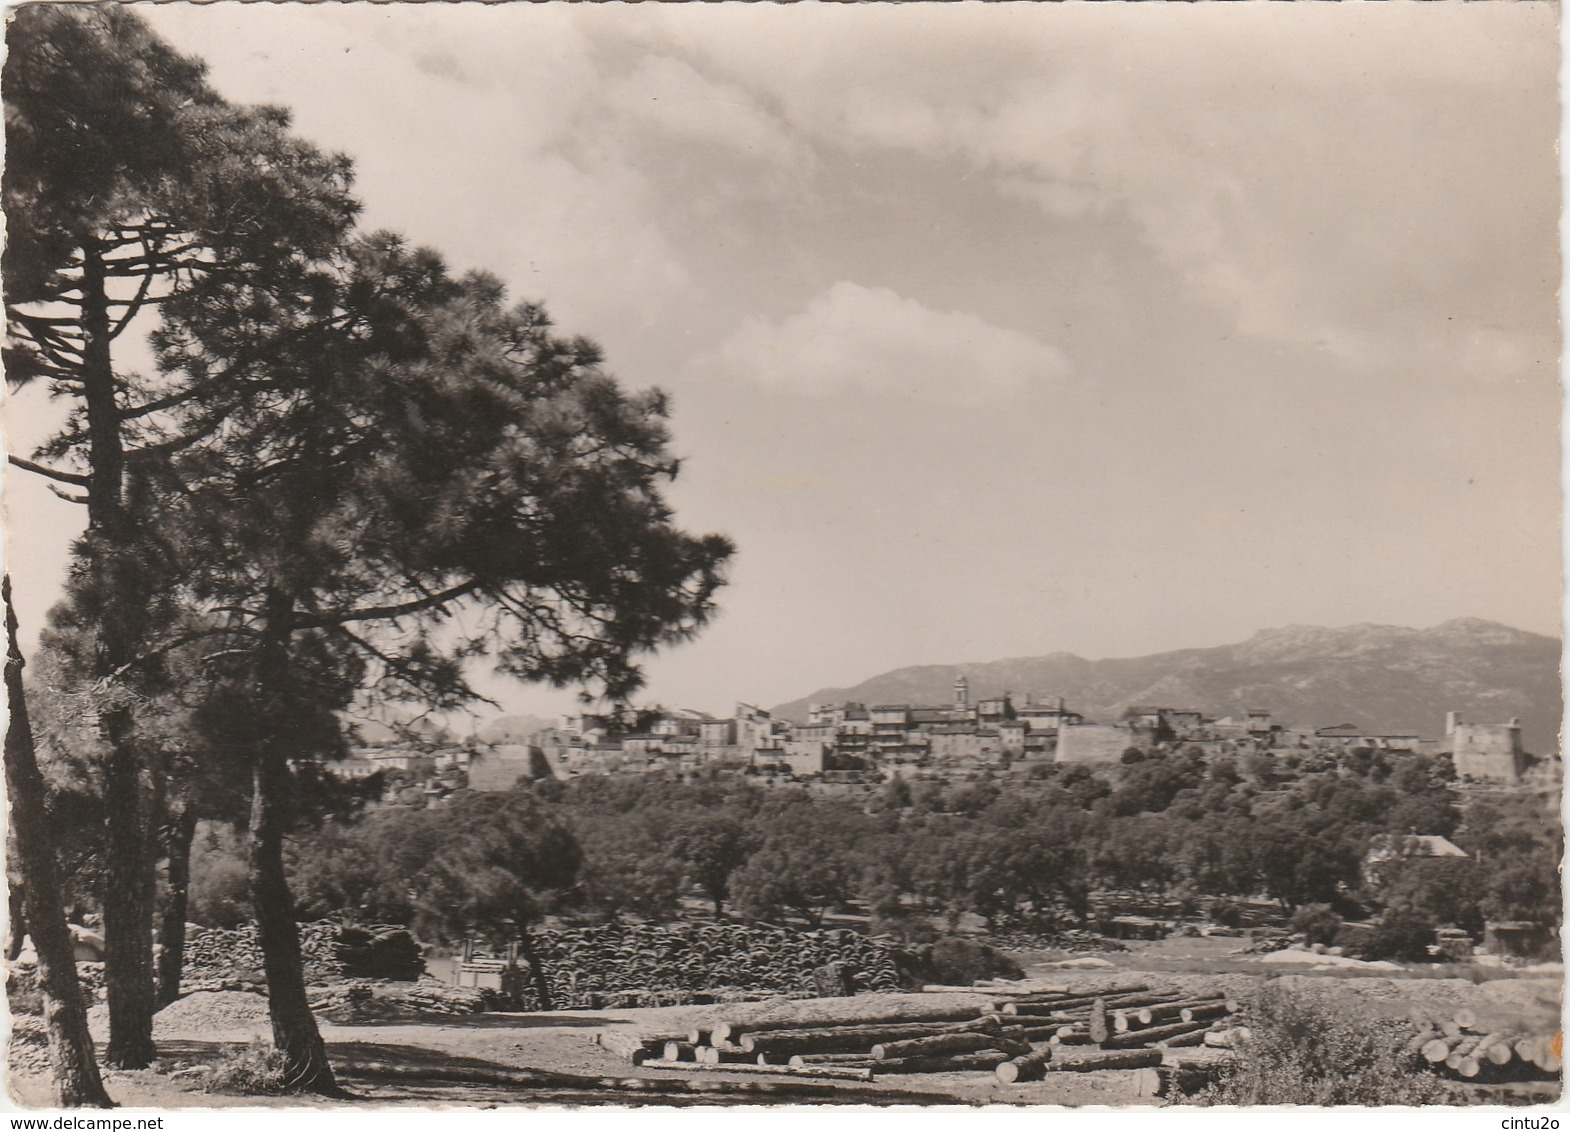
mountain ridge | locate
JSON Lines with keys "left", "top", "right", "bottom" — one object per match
{"left": 771, "top": 619, "right": 1562, "bottom": 752}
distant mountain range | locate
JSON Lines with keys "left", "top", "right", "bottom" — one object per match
{"left": 772, "top": 619, "right": 1563, "bottom": 753}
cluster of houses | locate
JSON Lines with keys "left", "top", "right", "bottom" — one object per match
{"left": 327, "top": 673, "right": 1542, "bottom": 798}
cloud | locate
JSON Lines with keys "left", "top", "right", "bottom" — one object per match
{"left": 706, "top": 282, "right": 1070, "bottom": 405}
{"left": 663, "top": 4, "right": 1557, "bottom": 379}
{"left": 606, "top": 54, "right": 810, "bottom": 168}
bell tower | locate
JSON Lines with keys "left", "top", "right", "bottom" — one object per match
{"left": 954, "top": 674, "right": 969, "bottom": 712}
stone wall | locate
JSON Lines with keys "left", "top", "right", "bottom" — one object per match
{"left": 1057, "top": 723, "right": 1144, "bottom": 763}
{"left": 467, "top": 744, "right": 538, "bottom": 790}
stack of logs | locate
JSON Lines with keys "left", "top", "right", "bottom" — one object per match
{"left": 1409, "top": 1008, "right": 1562, "bottom": 1082}
{"left": 597, "top": 981, "right": 1243, "bottom": 1098}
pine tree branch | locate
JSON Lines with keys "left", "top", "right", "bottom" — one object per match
{"left": 124, "top": 412, "right": 229, "bottom": 459}
{"left": 117, "top": 382, "right": 207, "bottom": 422}
{"left": 332, "top": 624, "right": 491, "bottom": 707}
{"left": 107, "top": 268, "right": 156, "bottom": 340}
{"left": 105, "top": 625, "right": 266, "bottom": 682}
{"left": 7, "top": 455, "right": 92, "bottom": 487}
{"left": 291, "top": 580, "right": 484, "bottom": 630}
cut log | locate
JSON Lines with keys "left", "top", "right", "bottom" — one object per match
{"left": 1088, "top": 998, "right": 1110, "bottom": 1045}
{"left": 1446, "top": 1036, "right": 1483, "bottom": 1070}
{"left": 1078, "top": 983, "right": 1151, "bottom": 998}
{"left": 787, "top": 1053, "right": 883, "bottom": 1067}
{"left": 1420, "top": 1037, "right": 1453, "bottom": 1064}
{"left": 1455, "top": 1057, "right": 1482, "bottom": 1079}
{"left": 1103, "top": 1020, "right": 1210, "bottom": 1050}
{"left": 975, "top": 980, "right": 1072, "bottom": 993}
{"left": 1049, "top": 1031, "right": 1094, "bottom": 1047}
{"left": 711, "top": 999, "right": 991, "bottom": 1044}
{"left": 872, "top": 1051, "right": 1011, "bottom": 1074}
{"left": 1001, "top": 1003, "right": 1077, "bottom": 1019}
{"left": 1402, "top": 1029, "right": 1440, "bottom": 1058}
{"left": 1474, "top": 1033, "right": 1511, "bottom": 1067}
{"left": 1103, "top": 991, "right": 1184, "bottom": 1010}
{"left": 1178, "top": 1003, "right": 1232, "bottom": 1025}
{"left": 933, "top": 982, "right": 1069, "bottom": 996}
{"left": 1002, "top": 989, "right": 1164, "bottom": 1015}
{"left": 1139, "top": 994, "right": 1228, "bottom": 1025}
{"left": 685, "top": 1027, "right": 713, "bottom": 1047}
{"left": 662, "top": 1042, "right": 697, "bottom": 1063}
{"left": 596, "top": 1030, "right": 655, "bottom": 1065}
{"left": 740, "top": 1016, "right": 1000, "bottom": 1055}
{"left": 697, "top": 1044, "right": 756, "bottom": 1065}
{"left": 1002, "top": 1024, "right": 1066, "bottom": 1043}
{"left": 1203, "top": 1027, "right": 1251, "bottom": 1050}
{"left": 1537, "top": 1038, "right": 1562, "bottom": 1074}
{"left": 1453, "top": 1008, "right": 1477, "bottom": 1032}
{"left": 1045, "top": 1048, "right": 1164, "bottom": 1072}
{"left": 872, "top": 1033, "right": 1012, "bottom": 1061}
{"left": 1157, "top": 1029, "right": 1208, "bottom": 1049}
{"left": 639, "top": 1059, "right": 875, "bottom": 1083}
{"left": 995, "top": 1048, "right": 1054, "bottom": 1084}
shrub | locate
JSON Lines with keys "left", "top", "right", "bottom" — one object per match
{"left": 1193, "top": 983, "right": 1449, "bottom": 1105}
{"left": 1359, "top": 908, "right": 1437, "bottom": 963}
{"left": 1291, "top": 904, "right": 1344, "bottom": 948}
{"left": 923, "top": 937, "right": 1023, "bottom": 985}
{"left": 203, "top": 1042, "right": 292, "bottom": 1095}
{"left": 189, "top": 847, "right": 252, "bottom": 930}
{"left": 1209, "top": 899, "right": 1247, "bottom": 929}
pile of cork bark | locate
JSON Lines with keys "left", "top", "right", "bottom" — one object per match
{"left": 182, "top": 921, "right": 418, "bottom": 985}
{"left": 1409, "top": 1007, "right": 1562, "bottom": 1082}
{"left": 529, "top": 923, "right": 902, "bottom": 1009}
{"left": 307, "top": 978, "right": 499, "bottom": 1020}
{"left": 596, "top": 981, "right": 1244, "bottom": 1098}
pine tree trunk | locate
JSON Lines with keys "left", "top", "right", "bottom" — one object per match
{"left": 157, "top": 805, "right": 199, "bottom": 1006}
{"left": 7, "top": 847, "right": 27, "bottom": 961}
{"left": 81, "top": 241, "right": 158, "bottom": 1071}
{"left": 100, "top": 717, "right": 156, "bottom": 1068}
{"left": 249, "top": 751, "right": 338, "bottom": 1094}
{"left": 4, "top": 577, "right": 116, "bottom": 1108}
{"left": 248, "top": 589, "right": 338, "bottom": 1094}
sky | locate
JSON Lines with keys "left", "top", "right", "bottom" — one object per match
{"left": 4, "top": 1, "right": 1562, "bottom": 725}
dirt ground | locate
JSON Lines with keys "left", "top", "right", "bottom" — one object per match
{"left": 9, "top": 939, "right": 1563, "bottom": 1110}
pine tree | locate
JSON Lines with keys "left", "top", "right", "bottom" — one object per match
{"left": 3, "top": 579, "right": 114, "bottom": 1107}
{"left": 148, "top": 234, "right": 732, "bottom": 1090}
{"left": 4, "top": 5, "right": 358, "bottom": 1067}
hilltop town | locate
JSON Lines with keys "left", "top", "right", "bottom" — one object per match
{"left": 334, "top": 673, "right": 1553, "bottom": 804}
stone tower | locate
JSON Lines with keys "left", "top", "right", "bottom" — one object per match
{"left": 954, "top": 674, "right": 969, "bottom": 712}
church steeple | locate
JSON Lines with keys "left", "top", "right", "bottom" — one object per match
{"left": 954, "top": 674, "right": 969, "bottom": 712}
